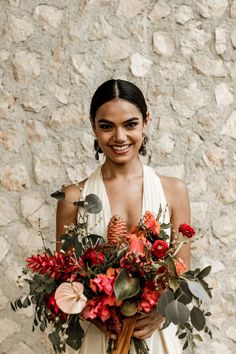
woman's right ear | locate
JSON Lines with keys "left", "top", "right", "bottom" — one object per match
{"left": 90, "top": 118, "right": 96, "bottom": 135}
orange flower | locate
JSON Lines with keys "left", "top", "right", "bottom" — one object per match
{"left": 174, "top": 258, "right": 186, "bottom": 275}
{"left": 128, "top": 234, "right": 145, "bottom": 255}
{"left": 144, "top": 211, "right": 161, "bottom": 235}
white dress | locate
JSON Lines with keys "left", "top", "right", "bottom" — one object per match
{"left": 68, "top": 164, "right": 182, "bottom": 354}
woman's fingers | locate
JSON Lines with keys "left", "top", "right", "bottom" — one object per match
{"left": 133, "top": 311, "right": 165, "bottom": 339}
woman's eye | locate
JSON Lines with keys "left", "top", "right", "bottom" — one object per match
{"left": 99, "top": 124, "right": 112, "bottom": 130}
{"left": 126, "top": 122, "right": 138, "bottom": 128}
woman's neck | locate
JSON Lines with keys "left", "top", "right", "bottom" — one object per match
{"left": 101, "top": 157, "right": 143, "bottom": 180}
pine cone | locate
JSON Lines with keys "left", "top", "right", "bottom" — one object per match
{"left": 107, "top": 215, "right": 127, "bottom": 245}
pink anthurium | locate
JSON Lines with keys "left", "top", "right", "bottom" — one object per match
{"left": 55, "top": 282, "right": 87, "bottom": 314}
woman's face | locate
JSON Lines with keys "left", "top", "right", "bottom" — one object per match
{"left": 92, "top": 99, "right": 148, "bottom": 164}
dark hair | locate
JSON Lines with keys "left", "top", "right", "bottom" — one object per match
{"left": 90, "top": 79, "right": 147, "bottom": 122}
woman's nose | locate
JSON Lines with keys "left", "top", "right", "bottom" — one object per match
{"left": 113, "top": 127, "right": 126, "bottom": 142}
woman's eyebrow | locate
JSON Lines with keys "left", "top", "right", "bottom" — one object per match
{"left": 97, "top": 117, "right": 140, "bottom": 123}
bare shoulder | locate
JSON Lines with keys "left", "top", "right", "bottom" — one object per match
{"left": 160, "top": 176, "right": 188, "bottom": 196}
{"left": 159, "top": 175, "right": 189, "bottom": 214}
{"left": 58, "top": 179, "right": 87, "bottom": 203}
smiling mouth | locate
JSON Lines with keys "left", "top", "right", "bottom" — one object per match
{"left": 110, "top": 144, "right": 131, "bottom": 152}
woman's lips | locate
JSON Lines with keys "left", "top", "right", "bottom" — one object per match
{"left": 110, "top": 144, "right": 131, "bottom": 154}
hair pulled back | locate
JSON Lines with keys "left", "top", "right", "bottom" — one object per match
{"left": 90, "top": 79, "right": 147, "bottom": 122}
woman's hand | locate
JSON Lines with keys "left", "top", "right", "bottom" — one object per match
{"left": 132, "top": 310, "right": 165, "bottom": 340}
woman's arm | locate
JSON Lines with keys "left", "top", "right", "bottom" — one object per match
{"left": 56, "top": 184, "right": 81, "bottom": 252}
{"left": 168, "top": 177, "right": 191, "bottom": 270}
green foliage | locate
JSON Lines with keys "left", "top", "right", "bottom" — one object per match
{"left": 165, "top": 300, "right": 190, "bottom": 325}
{"left": 114, "top": 268, "right": 140, "bottom": 302}
{"left": 121, "top": 300, "right": 138, "bottom": 317}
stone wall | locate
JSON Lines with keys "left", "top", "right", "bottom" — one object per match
{"left": 0, "top": 0, "right": 235, "bottom": 353}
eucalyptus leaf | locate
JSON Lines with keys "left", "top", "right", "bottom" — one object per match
{"left": 66, "top": 316, "right": 84, "bottom": 350}
{"left": 10, "top": 302, "right": 16, "bottom": 311}
{"left": 40, "top": 322, "right": 46, "bottom": 331}
{"left": 22, "top": 297, "right": 31, "bottom": 308}
{"left": 34, "top": 284, "right": 45, "bottom": 294}
{"left": 50, "top": 191, "right": 65, "bottom": 201}
{"left": 114, "top": 268, "right": 140, "bottom": 302}
{"left": 178, "top": 332, "right": 187, "bottom": 339}
{"left": 48, "top": 331, "right": 61, "bottom": 346}
{"left": 186, "top": 280, "right": 210, "bottom": 301}
{"left": 161, "top": 223, "right": 171, "bottom": 230}
{"left": 199, "top": 279, "right": 213, "bottom": 298}
{"left": 176, "top": 280, "right": 193, "bottom": 305}
{"left": 157, "top": 204, "right": 162, "bottom": 220}
{"left": 190, "top": 306, "right": 206, "bottom": 331}
{"left": 183, "top": 340, "right": 188, "bottom": 350}
{"left": 157, "top": 288, "right": 175, "bottom": 317}
{"left": 17, "top": 298, "right": 22, "bottom": 309}
{"left": 197, "top": 266, "right": 211, "bottom": 279}
{"left": 85, "top": 194, "right": 102, "bottom": 214}
{"left": 158, "top": 230, "right": 169, "bottom": 240}
{"left": 165, "top": 300, "right": 190, "bottom": 325}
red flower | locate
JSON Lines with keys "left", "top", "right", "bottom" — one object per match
{"left": 81, "top": 248, "right": 105, "bottom": 267}
{"left": 90, "top": 272, "right": 115, "bottom": 296}
{"left": 151, "top": 240, "right": 169, "bottom": 259}
{"left": 45, "top": 292, "right": 60, "bottom": 315}
{"left": 45, "top": 292, "right": 67, "bottom": 321}
{"left": 178, "top": 223, "right": 195, "bottom": 238}
{"left": 138, "top": 280, "right": 160, "bottom": 313}
{"left": 82, "top": 294, "right": 118, "bottom": 322}
{"left": 26, "top": 251, "right": 79, "bottom": 280}
{"left": 144, "top": 211, "right": 161, "bottom": 235}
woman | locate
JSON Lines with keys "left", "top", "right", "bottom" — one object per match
{"left": 56, "top": 79, "right": 190, "bottom": 354}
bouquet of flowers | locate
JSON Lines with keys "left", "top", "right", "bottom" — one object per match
{"left": 12, "top": 191, "right": 212, "bottom": 354}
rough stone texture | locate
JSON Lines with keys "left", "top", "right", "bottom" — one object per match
{"left": 13, "top": 51, "right": 41, "bottom": 84}
{"left": 215, "top": 26, "right": 227, "bottom": 54}
{"left": 221, "top": 111, "right": 236, "bottom": 139}
{"left": 9, "top": 15, "right": 34, "bottom": 43}
{"left": 0, "top": 163, "right": 30, "bottom": 191}
{"left": 116, "top": 0, "right": 148, "bottom": 19}
{"left": 33, "top": 154, "right": 60, "bottom": 184}
{"left": 0, "top": 1, "right": 235, "bottom": 353}
{"left": 192, "top": 54, "right": 227, "bottom": 77}
{"left": 197, "top": 0, "right": 228, "bottom": 18}
{"left": 34, "top": 5, "right": 63, "bottom": 34}
{"left": 148, "top": 1, "right": 171, "bottom": 22}
{"left": 231, "top": 0, "right": 236, "bottom": 18}
{"left": 215, "top": 83, "right": 234, "bottom": 106}
{"left": 0, "top": 318, "right": 21, "bottom": 342}
{"left": 9, "top": 341, "right": 35, "bottom": 354}
{"left": 175, "top": 5, "right": 194, "bottom": 24}
{"left": 153, "top": 31, "right": 175, "bottom": 56}
{"left": 130, "top": 53, "right": 153, "bottom": 77}
{"left": 0, "top": 95, "right": 15, "bottom": 118}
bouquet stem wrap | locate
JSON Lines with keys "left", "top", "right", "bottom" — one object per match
{"left": 112, "top": 317, "right": 136, "bottom": 354}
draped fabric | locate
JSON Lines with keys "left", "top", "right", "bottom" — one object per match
{"left": 67, "top": 164, "right": 182, "bottom": 354}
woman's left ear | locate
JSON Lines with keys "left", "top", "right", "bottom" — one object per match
{"left": 144, "top": 112, "right": 150, "bottom": 128}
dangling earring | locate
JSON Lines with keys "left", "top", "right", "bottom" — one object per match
{"left": 94, "top": 139, "right": 102, "bottom": 160}
{"left": 139, "top": 134, "right": 148, "bottom": 156}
